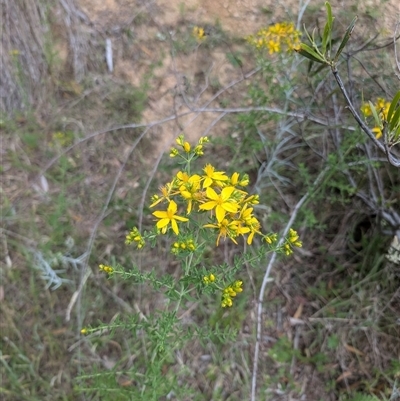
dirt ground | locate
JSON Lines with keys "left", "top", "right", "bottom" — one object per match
{"left": 72, "top": 0, "right": 399, "bottom": 152}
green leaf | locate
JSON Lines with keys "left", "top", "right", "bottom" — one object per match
{"left": 393, "top": 125, "right": 400, "bottom": 142}
{"left": 389, "top": 106, "right": 400, "bottom": 131}
{"left": 321, "top": 22, "right": 331, "bottom": 55}
{"left": 322, "top": 2, "right": 334, "bottom": 55}
{"left": 333, "top": 15, "right": 358, "bottom": 62}
{"left": 312, "top": 27, "right": 318, "bottom": 44}
{"left": 296, "top": 43, "right": 326, "bottom": 64}
{"left": 387, "top": 90, "right": 400, "bottom": 123}
{"left": 369, "top": 101, "right": 382, "bottom": 128}
{"left": 325, "top": 2, "right": 333, "bottom": 29}
{"left": 303, "top": 24, "right": 314, "bottom": 44}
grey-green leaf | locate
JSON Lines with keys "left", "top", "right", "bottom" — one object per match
{"left": 296, "top": 43, "right": 326, "bottom": 64}
{"left": 334, "top": 15, "right": 357, "bottom": 62}
{"left": 387, "top": 90, "right": 400, "bottom": 123}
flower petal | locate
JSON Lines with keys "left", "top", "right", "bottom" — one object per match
{"left": 157, "top": 219, "right": 170, "bottom": 229}
{"left": 199, "top": 201, "right": 217, "bottom": 211}
{"left": 171, "top": 219, "right": 179, "bottom": 235}
{"left": 205, "top": 186, "right": 219, "bottom": 200}
{"left": 174, "top": 215, "right": 189, "bottom": 222}
{"left": 168, "top": 200, "right": 178, "bottom": 213}
{"left": 153, "top": 210, "right": 168, "bottom": 218}
{"left": 222, "top": 202, "right": 238, "bottom": 213}
{"left": 215, "top": 205, "right": 226, "bottom": 222}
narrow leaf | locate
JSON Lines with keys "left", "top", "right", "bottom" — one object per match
{"left": 394, "top": 125, "right": 400, "bottom": 142}
{"left": 325, "top": 1, "right": 333, "bottom": 31}
{"left": 389, "top": 106, "right": 400, "bottom": 131}
{"left": 322, "top": 22, "right": 330, "bottom": 55}
{"left": 369, "top": 101, "right": 382, "bottom": 128}
{"left": 334, "top": 16, "right": 358, "bottom": 62}
{"left": 303, "top": 24, "right": 314, "bottom": 44}
{"left": 387, "top": 90, "right": 400, "bottom": 123}
{"left": 296, "top": 43, "right": 326, "bottom": 63}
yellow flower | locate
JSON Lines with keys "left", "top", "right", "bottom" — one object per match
{"left": 221, "top": 280, "right": 243, "bottom": 307}
{"left": 264, "top": 233, "right": 277, "bottom": 244}
{"left": 246, "top": 22, "right": 301, "bottom": 54}
{"left": 288, "top": 228, "right": 299, "bottom": 243}
{"left": 372, "top": 126, "right": 382, "bottom": 139}
{"left": 152, "top": 200, "right": 189, "bottom": 235}
{"left": 176, "top": 171, "right": 191, "bottom": 185}
{"left": 234, "top": 223, "right": 250, "bottom": 237}
{"left": 99, "top": 264, "right": 114, "bottom": 273}
{"left": 381, "top": 102, "right": 391, "bottom": 120}
{"left": 178, "top": 174, "right": 201, "bottom": 214}
{"left": 268, "top": 40, "right": 280, "bottom": 54}
{"left": 170, "top": 148, "right": 179, "bottom": 157}
{"left": 203, "top": 273, "right": 216, "bottom": 284}
{"left": 199, "top": 186, "right": 239, "bottom": 222}
{"left": 221, "top": 295, "right": 233, "bottom": 308}
{"left": 202, "top": 164, "right": 229, "bottom": 188}
{"left": 373, "top": 98, "right": 391, "bottom": 119}
{"left": 235, "top": 204, "right": 260, "bottom": 244}
{"left": 230, "top": 172, "right": 240, "bottom": 186}
{"left": 243, "top": 194, "right": 259, "bottom": 205}
{"left": 284, "top": 243, "right": 293, "bottom": 255}
{"left": 375, "top": 98, "right": 386, "bottom": 110}
{"left": 193, "top": 144, "right": 204, "bottom": 155}
{"left": 230, "top": 172, "right": 249, "bottom": 187}
{"left": 237, "top": 203, "right": 253, "bottom": 221}
{"left": 288, "top": 228, "right": 302, "bottom": 247}
{"left": 150, "top": 182, "right": 178, "bottom": 208}
{"left": 232, "top": 280, "right": 243, "bottom": 294}
{"left": 193, "top": 26, "right": 206, "bottom": 41}
{"left": 125, "top": 227, "right": 145, "bottom": 248}
{"left": 203, "top": 218, "right": 239, "bottom": 246}
{"left": 360, "top": 102, "right": 372, "bottom": 117}
{"left": 198, "top": 136, "right": 209, "bottom": 144}
{"left": 176, "top": 135, "right": 185, "bottom": 146}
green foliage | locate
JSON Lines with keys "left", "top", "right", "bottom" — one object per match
{"left": 346, "top": 394, "right": 380, "bottom": 401}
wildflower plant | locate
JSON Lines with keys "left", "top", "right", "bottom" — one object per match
{"left": 246, "top": 22, "right": 301, "bottom": 54}
{"left": 360, "top": 95, "right": 400, "bottom": 144}
{"left": 80, "top": 135, "right": 302, "bottom": 398}
{"left": 192, "top": 26, "right": 206, "bottom": 42}
{"left": 96, "top": 135, "right": 302, "bottom": 308}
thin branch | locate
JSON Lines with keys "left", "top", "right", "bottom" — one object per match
{"left": 395, "top": 22, "right": 400, "bottom": 77}
{"left": 331, "top": 66, "right": 400, "bottom": 167}
{"left": 250, "top": 166, "right": 329, "bottom": 401}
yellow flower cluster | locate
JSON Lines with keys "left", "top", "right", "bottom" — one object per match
{"left": 203, "top": 273, "right": 216, "bottom": 284}
{"left": 192, "top": 26, "right": 206, "bottom": 42}
{"left": 360, "top": 97, "right": 391, "bottom": 139}
{"left": 99, "top": 264, "right": 114, "bottom": 274}
{"left": 283, "top": 228, "right": 302, "bottom": 255}
{"left": 170, "top": 135, "right": 208, "bottom": 158}
{"left": 221, "top": 280, "right": 243, "bottom": 308}
{"left": 151, "top": 137, "right": 264, "bottom": 246}
{"left": 50, "top": 131, "right": 74, "bottom": 148}
{"left": 172, "top": 238, "right": 196, "bottom": 254}
{"left": 246, "top": 22, "right": 301, "bottom": 54}
{"left": 125, "top": 227, "right": 145, "bottom": 249}
{"left": 264, "top": 233, "right": 278, "bottom": 244}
